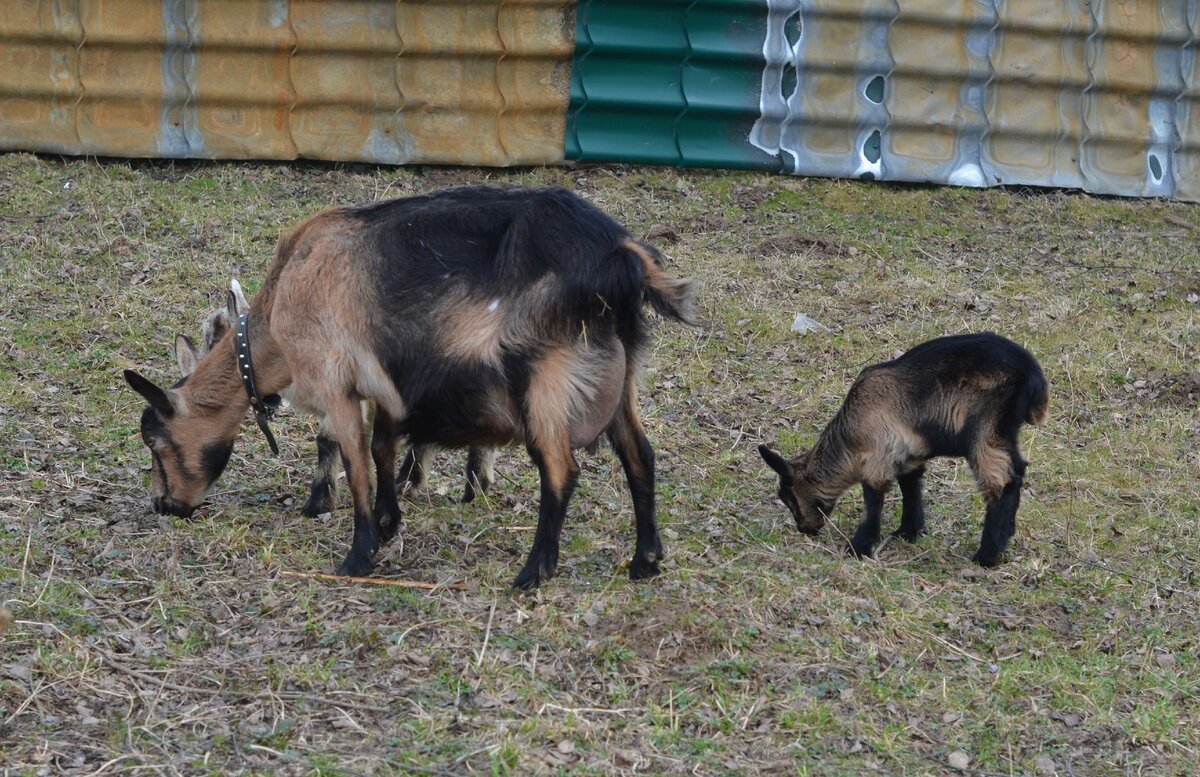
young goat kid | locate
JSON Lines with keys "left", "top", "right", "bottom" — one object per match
{"left": 126, "top": 186, "right": 696, "bottom": 589}
{"left": 174, "top": 283, "right": 498, "bottom": 513}
{"left": 758, "top": 333, "right": 1047, "bottom": 566}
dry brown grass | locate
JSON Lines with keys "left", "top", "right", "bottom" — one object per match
{"left": 1, "top": 154, "right": 1198, "bottom": 775}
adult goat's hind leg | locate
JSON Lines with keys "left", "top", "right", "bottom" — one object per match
{"left": 328, "top": 397, "right": 380, "bottom": 577}
{"left": 606, "top": 384, "right": 663, "bottom": 581}
{"left": 513, "top": 436, "right": 579, "bottom": 591}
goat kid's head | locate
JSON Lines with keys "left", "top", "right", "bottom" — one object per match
{"left": 757, "top": 444, "right": 834, "bottom": 534}
{"left": 124, "top": 369, "right": 235, "bottom": 519}
{"left": 174, "top": 280, "right": 250, "bottom": 379}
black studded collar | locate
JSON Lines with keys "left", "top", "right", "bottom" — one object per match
{"left": 235, "top": 312, "right": 282, "bottom": 455}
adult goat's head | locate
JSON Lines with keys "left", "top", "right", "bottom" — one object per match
{"left": 124, "top": 369, "right": 235, "bottom": 518}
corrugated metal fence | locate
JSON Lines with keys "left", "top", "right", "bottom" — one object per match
{"left": 3, "top": 1, "right": 1198, "bottom": 201}
{"left": 0, "top": 0, "right": 575, "bottom": 166}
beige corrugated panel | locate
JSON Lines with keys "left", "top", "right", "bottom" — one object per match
{"left": 0, "top": 0, "right": 575, "bottom": 166}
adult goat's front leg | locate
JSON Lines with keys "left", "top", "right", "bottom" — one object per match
{"left": 371, "top": 409, "right": 404, "bottom": 544}
{"left": 328, "top": 398, "right": 379, "bottom": 577}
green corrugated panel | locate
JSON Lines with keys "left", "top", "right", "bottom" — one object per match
{"left": 569, "top": 0, "right": 688, "bottom": 165}
{"left": 567, "top": 0, "right": 779, "bottom": 170}
{"left": 677, "top": 1, "right": 781, "bottom": 170}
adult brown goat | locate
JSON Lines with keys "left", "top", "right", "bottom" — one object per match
{"left": 126, "top": 186, "right": 696, "bottom": 589}
{"left": 759, "top": 333, "right": 1047, "bottom": 566}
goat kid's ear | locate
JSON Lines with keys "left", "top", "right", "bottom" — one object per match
{"left": 757, "top": 444, "right": 793, "bottom": 478}
{"left": 124, "top": 369, "right": 174, "bottom": 416}
{"left": 225, "top": 290, "right": 241, "bottom": 323}
{"left": 175, "top": 334, "right": 200, "bottom": 377}
{"left": 228, "top": 278, "right": 249, "bottom": 317}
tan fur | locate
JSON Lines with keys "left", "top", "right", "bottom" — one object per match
{"left": 265, "top": 220, "right": 405, "bottom": 422}
{"left": 1029, "top": 388, "right": 1050, "bottom": 425}
{"left": 436, "top": 276, "right": 559, "bottom": 365}
{"left": 525, "top": 342, "right": 626, "bottom": 449}
{"left": 438, "top": 293, "right": 508, "bottom": 363}
{"left": 621, "top": 238, "right": 697, "bottom": 324}
{"left": 607, "top": 376, "right": 649, "bottom": 478}
{"left": 970, "top": 439, "right": 1013, "bottom": 499}
{"left": 857, "top": 403, "right": 928, "bottom": 488}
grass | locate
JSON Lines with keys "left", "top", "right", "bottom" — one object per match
{"left": 0, "top": 152, "right": 1198, "bottom": 775}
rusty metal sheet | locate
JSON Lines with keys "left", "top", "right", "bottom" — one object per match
{"left": 0, "top": 0, "right": 574, "bottom": 166}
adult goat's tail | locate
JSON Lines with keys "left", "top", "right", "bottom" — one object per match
{"left": 620, "top": 238, "right": 699, "bottom": 326}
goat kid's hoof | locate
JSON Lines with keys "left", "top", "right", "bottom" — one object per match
{"left": 511, "top": 563, "right": 556, "bottom": 592}
{"left": 971, "top": 550, "right": 1001, "bottom": 568}
{"left": 629, "top": 556, "right": 662, "bottom": 581}
{"left": 892, "top": 527, "right": 921, "bottom": 544}
{"left": 846, "top": 541, "right": 874, "bottom": 559}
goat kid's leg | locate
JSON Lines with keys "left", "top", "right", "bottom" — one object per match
{"left": 848, "top": 482, "right": 889, "bottom": 558}
{"left": 894, "top": 466, "right": 926, "bottom": 542}
{"left": 397, "top": 444, "right": 436, "bottom": 496}
{"left": 606, "top": 393, "right": 664, "bottom": 581}
{"left": 371, "top": 410, "right": 404, "bottom": 544}
{"left": 512, "top": 438, "right": 579, "bottom": 591}
{"left": 973, "top": 455, "right": 1026, "bottom": 567}
{"left": 329, "top": 399, "right": 380, "bottom": 577}
{"left": 462, "top": 447, "right": 497, "bottom": 503}
{"left": 301, "top": 428, "right": 340, "bottom": 517}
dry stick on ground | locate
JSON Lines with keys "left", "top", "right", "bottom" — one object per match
{"left": 1164, "top": 213, "right": 1197, "bottom": 231}
{"left": 279, "top": 570, "right": 465, "bottom": 590}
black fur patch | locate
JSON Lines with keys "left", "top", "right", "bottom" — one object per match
{"left": 200, "top": 441, "right": 234, "bottom": 484}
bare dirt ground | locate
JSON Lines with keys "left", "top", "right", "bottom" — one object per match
{"left": 1, "top": 154, "right": 1198, "bottom": 775}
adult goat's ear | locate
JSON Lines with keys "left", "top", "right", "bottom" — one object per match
{"left": 757, "top": 444, "right": 793, "bottom": 479}
{"left": 175, "top": 334, "right": 200, "bottom": 377}
{"left": 124, "top": 369, "right": 173, "bottom": 416}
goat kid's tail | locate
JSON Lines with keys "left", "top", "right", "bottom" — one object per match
{"left": 1024, "top": 368, "right": 1050, "bottom": 426}
{"left": 620, "top": 238, "right": 699, "bottom": 326}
